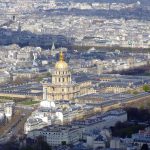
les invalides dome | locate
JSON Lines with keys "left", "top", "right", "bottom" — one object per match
{"left": 55, "top": 51, "right": 68, "bottom": 70}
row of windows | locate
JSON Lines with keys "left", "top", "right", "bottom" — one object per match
{"left": 134, "top": 140, "right": 150, "bottom": 143}
{"left": 55, "top": 71, "right": 68, "bottom": 75}
{"left": 40, "top": 131, "right": 67, "bottom": 136}
{"left": 54, "top": 77, "right": 71, "bottom": 83}
{"left": 52, "top": 86, "right": 77, "bottom": 92}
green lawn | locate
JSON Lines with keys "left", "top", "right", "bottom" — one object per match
{"left": 19, "top": 100, "right": 40, "bottom": 105}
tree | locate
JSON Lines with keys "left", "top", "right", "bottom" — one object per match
{"left": 22, "top": 136, "right": 52, "bottom": 150}
{"left": 141, "top": 144, "right": 148, "bottom": 150}
{"left": 61, "top": 141, "right": 66, "bottom": 145}
{"left": 20, "top": 145, "right": 34, "bottom": 150}
{"left": 46, "top": 72, "right": 52, "bottom": 77}
{"left": 133, "top": 91, "right": 138, "bottom": 95}
{"left": 143, "top": 84, "right": 150, "bottom": 92}
{"left": 34, "top": 136, "right": 52, "bottom": 150}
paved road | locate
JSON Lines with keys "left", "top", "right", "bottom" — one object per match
{"left": 0, "top": 107, "right": 33, "bottom": 144}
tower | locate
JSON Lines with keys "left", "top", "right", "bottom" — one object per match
{"left": 97, "top": 62, "right": 104, "bottom": 75}
{"left": 43, "top": 51, "right": 79, "bottom": 101}
{"left": 51, "top": 42, "right": 56, "bottom": 57}
{"left": 17, "top": 22, "right": 21, "bottom": 32}
{"left": 51, "top": 42, "right": 55, "bottom": 51}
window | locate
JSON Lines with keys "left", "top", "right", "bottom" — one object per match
{"left": 52, "top": 87, "right": 55, "bottom": 91}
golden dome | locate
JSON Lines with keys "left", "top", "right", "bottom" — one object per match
{"left": 55, "top": 61, "right": 68, "bottom": 69}
{"left": 55, "top": 51, "right": 68, "bottom": 69}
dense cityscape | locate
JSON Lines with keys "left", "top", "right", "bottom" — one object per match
{"left": 0, "top": 0, "right": 150, "bottom": 150}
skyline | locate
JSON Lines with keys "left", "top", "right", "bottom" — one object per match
{"left": 0, "top": 1, "right": 150, "bottom": 150}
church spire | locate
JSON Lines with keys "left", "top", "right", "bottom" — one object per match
{"left": 51, "top": 42, "right": 55, "bottom": 51}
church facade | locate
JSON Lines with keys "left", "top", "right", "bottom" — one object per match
{"left": 43, "top": 52, "right": 94, "bottom": 101}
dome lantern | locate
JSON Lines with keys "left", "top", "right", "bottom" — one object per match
{"left": 59, "top": 51, "right": 64, "bottom": 61}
